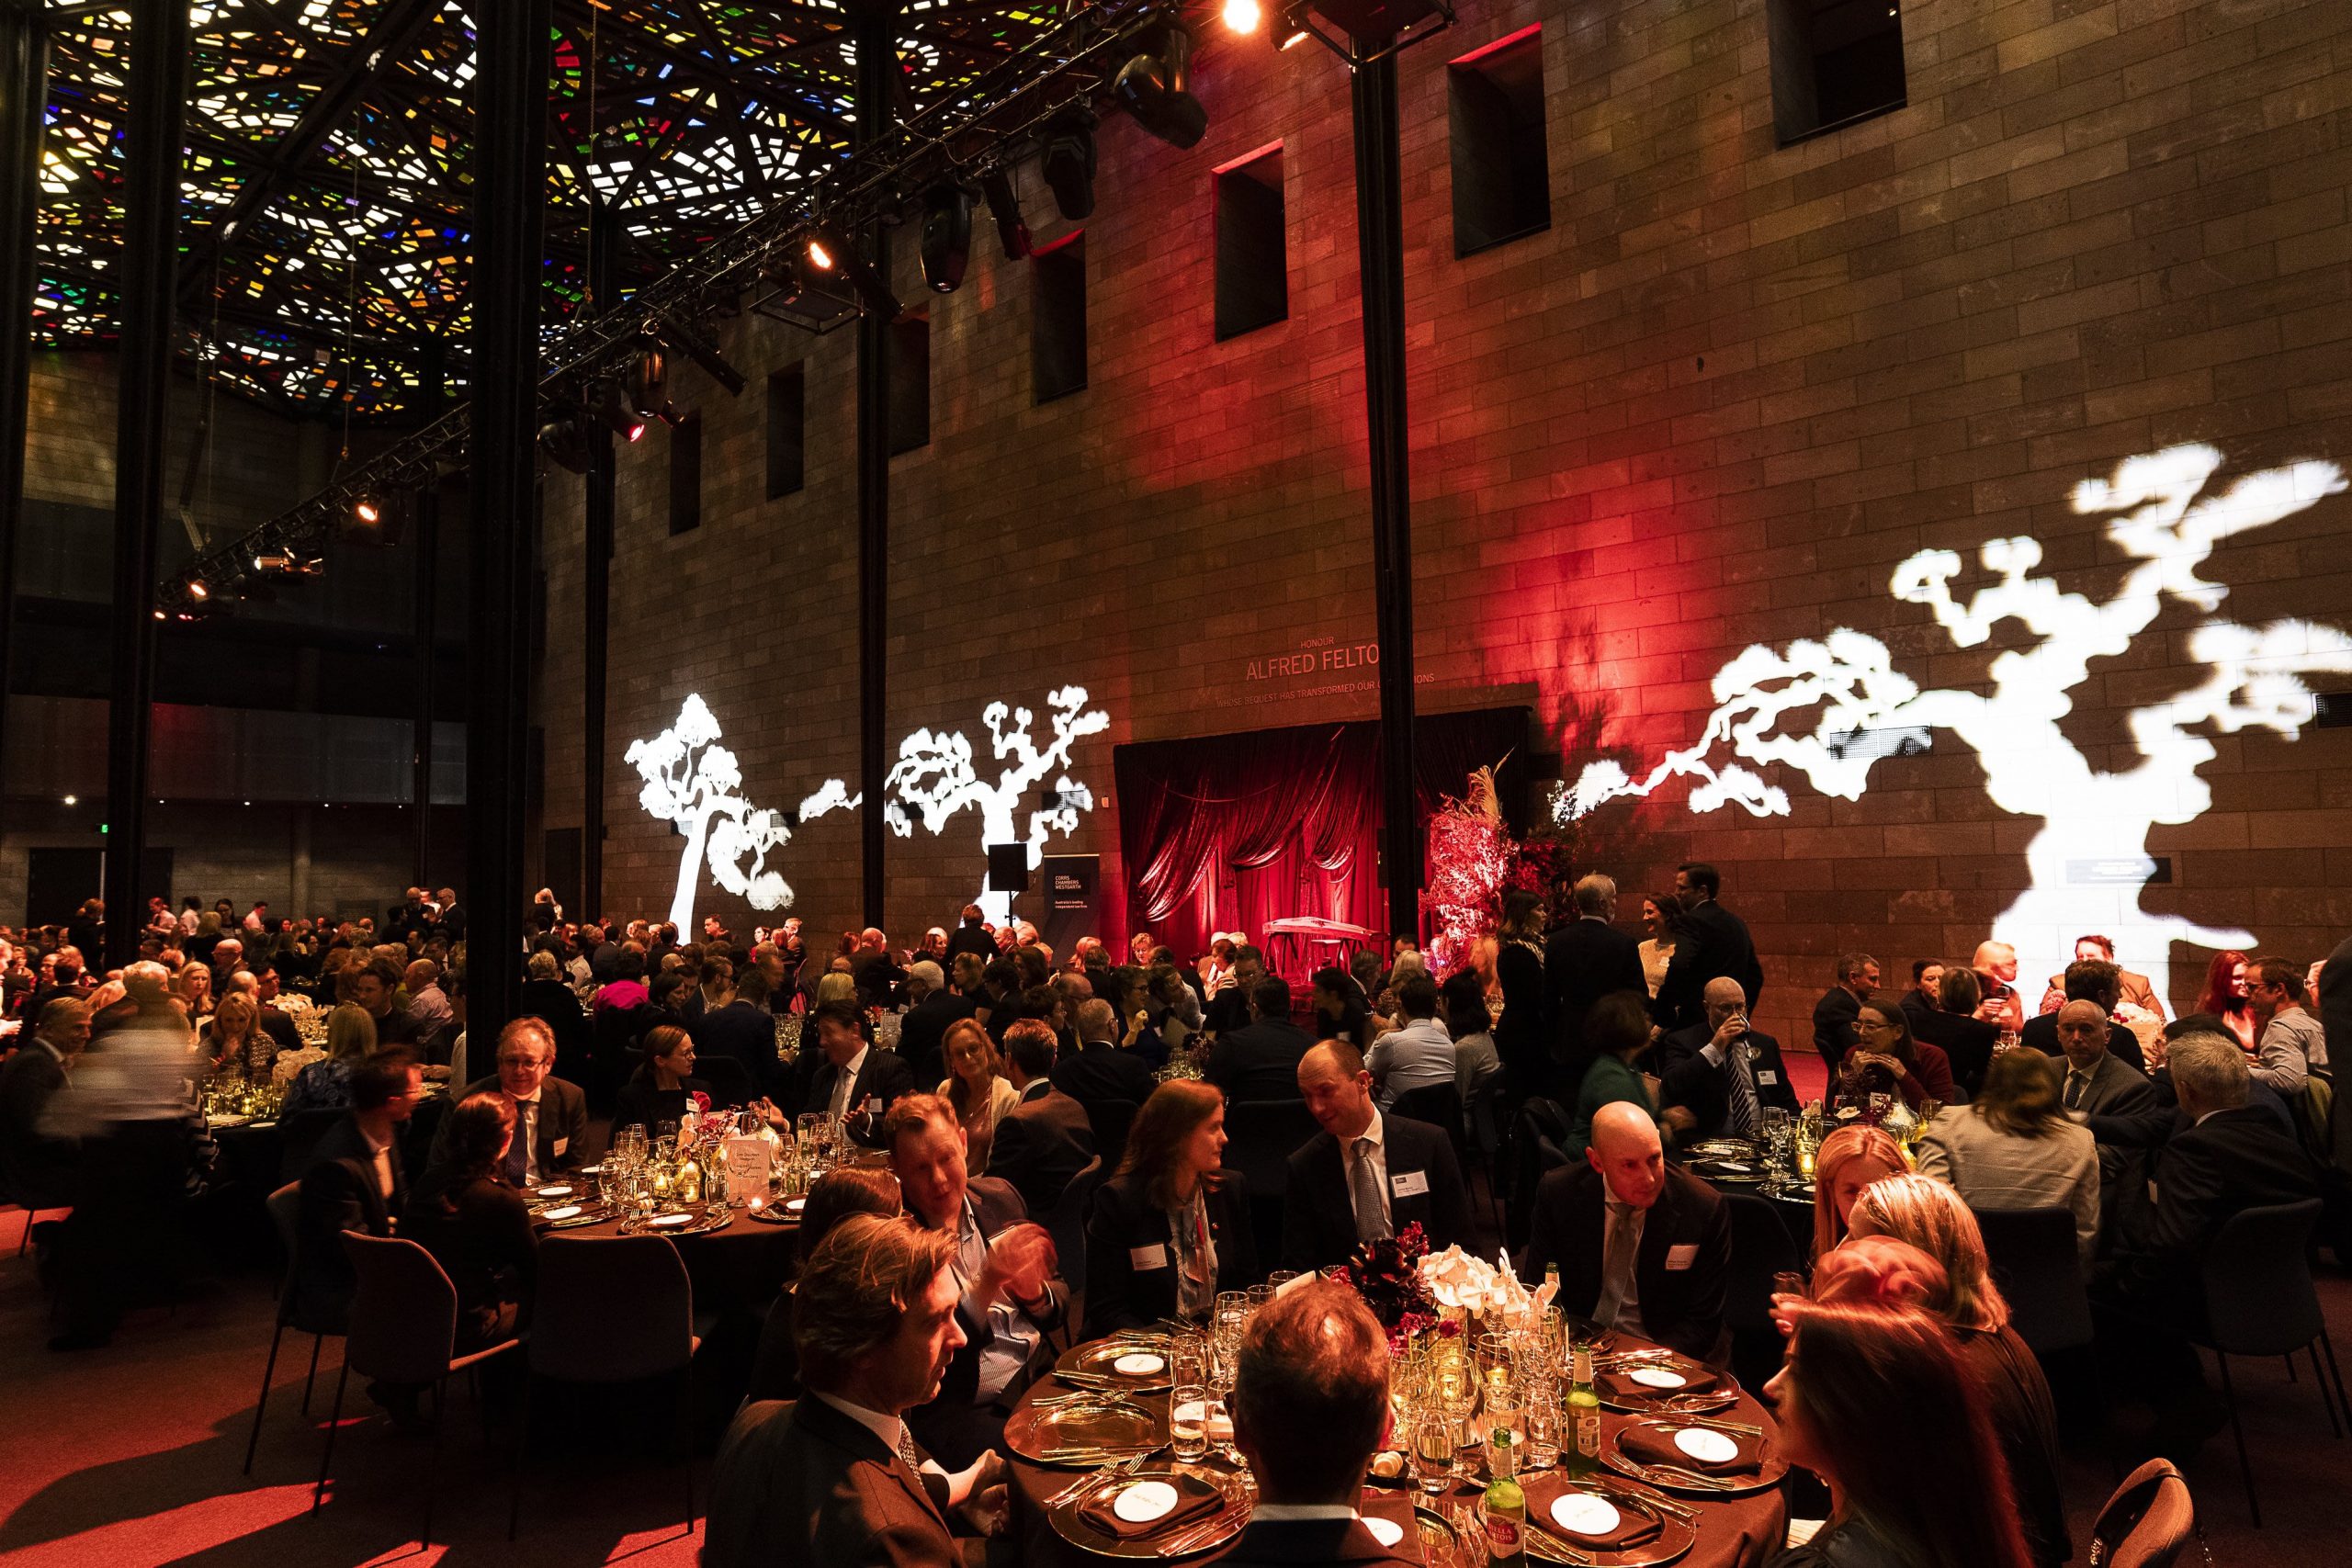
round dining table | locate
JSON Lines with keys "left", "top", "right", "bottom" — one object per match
{"left": 1002, "top": 1331, "right": 1788, "bottom": 1568}
{"left": 537, "top": 1193, "right": 803, "bottom": 1310}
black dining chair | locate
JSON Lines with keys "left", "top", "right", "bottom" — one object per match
{"left": 1972, "top": 1205, "right": 2093, "bottom": 1354}
{"left": 1045, "top": 1156, "right": 1106, "bottom": 1345}
{"left": 243, "top": 1180, "right": 342, "bottom": 1474}
{"left": 1720, "top": 1190, "right": 1804, "bottom": 1390}
{"left": 276, "top": 1106, "right": 347, "bottom": 1186}
{"left": 2191, "top": 1198, "right": 2347, "bottom": 1526}
{"left": 1388, "top": 1083, "right": 1465, "bottom": 1150}
{"left": 2087, "top": 1459, "right": 2199, "bottom": 1568}
{"left": 1085, "top": 1099, "right": 1137, "bottom": 1173}
{"left": 695, "top": 1055, "right": 757, "bottom": 1109}
{"left": 1222, "top": 1100, "right": 1319, "bottom": 1262}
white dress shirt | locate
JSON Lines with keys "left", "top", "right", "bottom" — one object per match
{"left": 829, "top": 1044, "right": 871, "bottom": 1121}
{"left": 951, "top": 1196, "right": 1043, "bottom": 1402}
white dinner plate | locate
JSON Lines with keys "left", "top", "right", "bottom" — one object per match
{"left": 1112, "top": 1352, "right": 1166, "bottom": 1377}
{"left": 1363, "top": 1517, "right": 1405, "bottom": 1548}
{"left": 1629, "top": 1367, "right": 1688, "bottom": 1389}
{"left": 1551, "top": 1495, "right": 1621, "bottom": 1538}
{"left": 1673, "top": 1427, "right": 1739, "bottom": 1464}
{"left": 542, "top": 1204, "right": 582, "bottom": 1222}
{"left": 1112, "top": 1480, "right": 1178, "bottom": 1524}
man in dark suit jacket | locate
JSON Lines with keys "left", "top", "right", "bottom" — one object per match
{"left": 430, "top": 1020, "right": 588, "bottom": 1186}
{"left": 1207, "top": 976, "right": 1316, "bottom": 1102}
{"left": 1050, "top": 999, "right": 1158, "bottom": 1109}
{"left": 293, "top": 1049, "right": 422, "bottom": 1333}
{"left": 1809, "top": 953, "right": 1879, "bottom": 1076}
{"left": 2052, "top": 1000, "right": 2158, "bottom": 1250}
{"left": 689, "top": 976, "right": 785, "bottom": 1095}
{"left": 0, "top": 997, "right": 86, "bottom": 1211}
{"left": 1521, "top": 1100, "right": 1731, "bottom": 1365}
{"left": 704, "top": 1214, "right": 995, "bottom": 1568}
{"left": 2022, "top": 961, "right": 2148, "bottom": 1075}
{"left": 1203, "top": 948, "right": 1266, "bottom": 1037}
{"left": 1544, "top": 874, "right": 1647, "bottom": 1077}
{"left": 1659, "top": 978, "right": 1800, "bottom": 1144}
{"left": 1283, "top": 1041, "right": 1471, "bottom": 1272}
{"left": 1652, "top": 862, "right": 1765, "bottom": 1032}
{"left": 942, "top": 906, "right": 998, "bottom": 969}
{"left": 804, "top": 1001, "right": 920, "bottom": 1148}
{"left": 1224, "top": 1280, "right": 1418, "bottom": 1568}
{"left": 895, "top": 962, "right": 976, "bottom": 1089}
{"left": 986, "top": 1021, "right": 1095, "bottom": 1214}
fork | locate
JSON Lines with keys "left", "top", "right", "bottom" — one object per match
{"left": 1045, "top": 1450, "right": 1150, "bottom": 1508}
{"left": 1589, "top": 1477, "right": 1697, "bottom": 1521}
{"left": 1158, "top": 1498, "right": 1252, "bottom": 1556}
{"left": 1641, "top": 1462, "right": 1737, "bottom": 1492}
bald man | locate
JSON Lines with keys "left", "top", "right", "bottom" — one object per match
{"left": 1282, "top": 1042, "right": 1470, "bottom": 1273}
{"left": 1520, "top": 1100, "right": 1730, "bottom": 1364}
{"left": 1657, "top": 977, "right": 1800, "bottom": 1145}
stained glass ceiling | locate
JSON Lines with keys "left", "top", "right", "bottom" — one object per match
{"left": 34, "top": 0, "right": 1069, "bottom": 419}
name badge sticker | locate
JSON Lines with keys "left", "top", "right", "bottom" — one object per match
{"left": 1756, "top": 1070, "right": 1779, "bottom": 1087}
{"left": 1665, "top": 1244, "right": 1700, "bottom": 1271}
{"left": 1129, "top": 1244, "right": 1170, "bottom": 1271}
{"left": 552, "top": 1136, "right": 570, "bottom": 1156}
{"left": 1390, "top": 1170, "right": 1430, "bottom": 1199}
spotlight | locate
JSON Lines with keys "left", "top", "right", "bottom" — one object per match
{"left": 804, "top": 221, "right": 902, "bottom": 319}
{"left": 254, "top": 551, "right": 326, "bottom": 576}
{"left": 1224, "top": 0, "right": 1263, "bottom": 31}
{"left": 919, "top": 179, "right": 975, "bottom": 294}
{"left": 979, "top": 168, "right": 1032, "bottom": 261}
{"left": 354, "top": 494, "right": 383, "bottom": 525}
{"left": 344, "top": 487, "right": 409, "bottom": 545}
{"left": 1278, "top": 5, "right": 1313, "bottom": 47}
{"left": 1040, "top": 106, "right": 1098, "bottom": 220}
{"left": 585, "top": 377, "right": 648, "bottom": 442}
{"left": 537, "top": 403, "right": 596, "bottom": 472}
{"left": 806, "top": 232, "right": 836, "bottom": 272}
{"left": 187, "top": 578, "right": 210, "bottom": 601}
{"left": 1115, "top": 25, "right": 1208, "bottom": 149}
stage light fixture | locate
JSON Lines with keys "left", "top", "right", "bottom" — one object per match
{"left": 979, "top": 168, "right": 1032, "bottom": 261}
{"left": 804, "top": 222, "right": 904, "bottom": 318}
{"left": 1225, "top": 0, "right": 1264, "bottom": 31}
{"left": 919, "top": 179, "right": 975, "bottom": 294}
{"left": 537, "top": 403, "right": 596, "bottom": 473}
{"left": 585, "top": 377, "right": 648, "bottom": 442}
{"left": 1040, "top": 106, "right": 1098, "bottom": 220}
{"left": 187, "top": 578, "right": 209, "bottom": 601}
{"left": 353, "top": 494, "right": 383, "bottom": 525}
{"left": 806, "top": 232, "right": 836, "bottom": 272}
{"left": 1114, "top": 25, "right": 1208, "bottom": 150}
{"left": 1277, "top": 5, "right": 1313, "bottom": 47}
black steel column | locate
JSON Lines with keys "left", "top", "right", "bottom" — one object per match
{"left": 412, "top": 338, "right": 445, "bottom": 888}
{"left": 1351, "top": 49, "right": 1419, "bottom": 942}
{"left": 855, "top": 0, "right": 896, "bottom": 929}
{"left": 0, "top": 1, "right": 47, "bottom": 765}
{"left": 467, "top": 0, "right": 550, "bottom": 1035}
{"left": 582, "top": 200, "right": 617, "bottom": 926}
{"left": 103, "top": 0, "right": 188, "bottom": 969}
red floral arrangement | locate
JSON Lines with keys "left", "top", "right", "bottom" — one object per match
{"left": 690, "top": 1090, "right": 712, "bottom": 1113}
{"left": 1330, "top": 1222, "right": 1449, "bottom": 1355}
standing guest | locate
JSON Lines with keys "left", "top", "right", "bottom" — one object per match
{"left": 518, "top": 948, "right": 592, "bottom": 1065}
{"left": 2018, "top": 961, "right": 2147, "bottom": 1075}
{"left": 1223, "top": 1280, "right": 1415, "bottom": 1568}
{"left": 896, "top": 961, "right": 976, "bottom": 1090}
{"left": 1052, "top": 998, "right": 1159, "bottom": 1110}
{"left": 985, "top": 1020, "right": 1096, "bottom": 1214}
{"left": 1283, "top": 1041, "right": 1469, "bottom": 1271}
{"left": 1206, "top": 975, "right": 1317, "bottom": 1102}
{"left": 943, "top": 907, "right": 998, "bottom": 970}
{"left": 2038, "top": 935, "right": 2165, "bottom": 1021}
{"left": 2194, "top": 950, "right": 2256, "bottom": 1052}
{"left": 0, "top": 998, "right": 88, "bottom": 1217}
{"left": 1493, "top": 890, "right": 1550, "bottom": 1101}
{"left": 805, "top": 999, "right": 917, "bottom": 1148}
{"left": 291, "top": 1049, "right": 423, "bottom": 1350}
{"left": 1834, "top": 1001, "right": 1954, "bottom": 1111}
{"left": 935, "top": 1019, "right": 1019, "bottom": 1172}
{"left": 704, "top": 1215, "right": 1007, "bottom": 1568}
{"left": 1808, "top": 1124, "right": 1906, "bottom": 1263}
{"left": 1810, "top": 953, "right": 1880, "bottom": 1076}
{"left": 1636, "top": 889, "right": 1679, "bottom": 999}
{"left": 1653, "top": 862, "right": 1765, "bottom": 1032}
{"left": 198, "top": 992, "right": 276, "bottom": 1081}
{"left": 1202, "top": 947, "right": 1266, "bottom": 1037}
{"left": 1084, "top": 1079, "right": 1261, "bottom": 1336}
{"left": 433, "top": 1019, "right": 587, "bottom": 1188}
{"left": 690, "top": 964, "right": 781, "bottom": 1094}
{"left": 1439, "top": 970, "right": 1503, "bottom": 1103}
{"left": 2245, "top": 953, "right": 2324, "bottom": 1097}
{"left": 1557, "top": 991, "right": 1660, "bottom": 1166}
{"left": 888, "top": 1093, "right": 1068, "bottom": 1467}
{"left": 1972, "top": 942, "right": 2028, "bottom": 1035}
{"left": 1917, "top": 1049, "right": 2099, "bottom": 1266}
{"left": 1544, "top": 874, "right": 1647, "bottom": 1077}
{"left": 1831, "top": 1179, "right": 2070, "bottom": 1568}
{"left": 1363, "top": 974, "right": 1454, "bottom": 1110}
{"left": 401, "top": 1091, "right": 537, "bottom": 1352}
{"left": 1911, "top": 965, "right": 2003, "bottom": 1098}
{"left": 613, "top": 1024, "right": 709, "bottom": 1136}
{"left": 1521, "top": 1100, "right": 1730, "bottom": 1364}
{"left": 1762, "top": 1303, "right": 2035, "bottom": 1568}
{"left": 1659, "top": 977, "right": 1799, "bottom": 1144}
{"left": 281, "top": 1003, "right": 379, "bottom": 1115}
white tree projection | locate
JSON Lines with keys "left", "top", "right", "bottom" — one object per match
{"left": 882, "top": 686, "right": 1113, "bottom": 924}
{"left": 1558, "top": 443, "right": 2352, "bottom": 1000}
{"left": 626, "top": 694, "right": 856, "bottom": 931}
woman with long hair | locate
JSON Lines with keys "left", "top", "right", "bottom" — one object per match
{"left": 2195, "top": 949, "right": 2256, "bottom": 1051}
{"left": 174, "top": 962, "right": 216, "bottom": 1022}
{"left": 1917, "top": 1048, "right": 2098, "bottom": 1264}
{"left": 402, "top": 1092, "right": 538, "bottom": 1350}
{"left": 1083, "top": 1078, "right": 1260, "bottom": 1336}
{"left": 1834, "top": 1176, "right": 2070, "bottom": 1568}
{"left": 1558, "top": 990, "right": 1658, "bottom": 1165}
{"left": 198, "top": 991, "right": 274, "bottom": 1081}
{"left": 1636, "top": 890, "right": 1680, "bottom": 999}
{"left": 281, "top": 1002, "right": 378, "bottom": 1115}
{"left": 1809, "top": 1123, "right": 1907, "bottom": 1262}
{"left": 1764, "top": 1301, "right": 2034, "bottom": 1568}
{"left": 934, "top": 1018, "right": 1018, "bottom": 1169}
{"left": 1835, "top": 1001, "right": 1954, "bottom": 1111}
{"left": 1440, "top": 968, "right": 1502, "bottom": 1101}
{"left": 614, "top": 1024, "right": 709, "bottom": 1136}
{"left": 1493, "top": 889, "right": 1549, "bottom": 1101}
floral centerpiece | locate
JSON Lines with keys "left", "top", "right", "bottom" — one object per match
{"left": 1330, "top": 1222, "right": 1448, "bottom": 1355}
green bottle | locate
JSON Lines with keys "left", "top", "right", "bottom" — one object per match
{"left": 1566, "top": 1339, "right": 1601, "bottom": 1478}
{"left": 1484, "top": 1430, "right": 1525, "bottom": 1565}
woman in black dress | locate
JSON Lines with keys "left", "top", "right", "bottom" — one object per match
{"left": 1083, "top": 1079, "right": 1259, "bottom": 1337}
{"left": 613, "top": 1024, "right": 711, "bottom": 1137}
{"left": 1492, "top": 889, "right": 1549, "bottom": 1105}
{"left": 402, "top": 1092, "right": 538, "bottom": 1351}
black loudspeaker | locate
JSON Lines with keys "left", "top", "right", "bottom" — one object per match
{"left": 987, "top": 842, "right": 1031, "bottom": 895}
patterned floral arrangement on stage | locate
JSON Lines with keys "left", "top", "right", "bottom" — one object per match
{"left": 1330, "top": 1222, "right": 1446, "bottom": 1355}
{"left": 1420, "top": 764, "right": 1512, "bottom": 977}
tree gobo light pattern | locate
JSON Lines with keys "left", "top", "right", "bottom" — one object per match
{"left": 626, "top": 694, "right": 855, "bottom": 932}
{"left": 882, "top": 687, "right": 1113, "bottom": 924}
{"left": 1557, "top": 443, "right": 2352, "bottom": 1001}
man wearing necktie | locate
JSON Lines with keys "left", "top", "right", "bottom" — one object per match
{"left": 1659, "top": 978, "right": 1800, "bottom": 1146}
{"left": 434, "top": 1019, "right": 587, "bottom": 1190}
{"left": 2054, "top": 998, "right": 2155, "bottom": 1248}
{"left": 1280, "top": 1042, "right": 1472, "bottom": 1273}
{"left": 1521, "top": 1101, "right": 1731, "bottom": 1364}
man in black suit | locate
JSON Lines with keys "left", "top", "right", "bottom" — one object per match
{"left": 889, "top": 1092, "right": 1069, "bottom": 1467}
{"left": 1203, "top": 946, "right": 1266, "bottom": 1037}
{"left": 0, "top": 997, "right": 87, "bottom": 1213}
{"left": 1659, "top": 977, "right": 1800, "bottom": 1145}
{"left": 703, "top": 1214, "right": 1005, "bottom": 1568}
{"left": 1521, "top": 1100, "right": 1731, "bottom": 1365}
{"left": 431, "top": 1020, "right": 588, "bottom": 1187}
{"left": 2097, "top": 1031, "right": 2320, "bottom": 1456}
{"left": 690, "top": 967, "right": 784, "bottom": 1095}
{"left": 1897, "top": 958, "right": 1945, "bottom": 1032}
{"left": 896, "top": 961, "right": 975, "bottom": 1089}
{"left": 2021, "top": 960, "right": 2147, "bottom": 1075}
{"left": 2052, "top": 999, "right": 2157, "bottom": 1251}
{"left": 804, "top": 1000, "right": 919, "bottom": 1148}
{"left": 1207, "top": 976, "right": 1316, "bottom": 1102}
{"left": 293, "top": 1048, "right": 422, "bottom": 1340}
{"left": 1809, "top": 953, "right": 1878, "bottom": 1076}
{"left": 986, "top": 1020, "right": 1095, "bottom": 1214}
{"left": 1050, "top": 998, "right": 1157, "bottom": 1108}
{"left": 1283, "top": 1041, "right": 1471, "bottom": 1272}
{"left": 1652, "top": 862, "right": 1765, "bottom": 1032}
{"left": 1543, "top": 874, "right": 1647, "bottom": 1084}
{"left": 1224, "top": 1280, "right": 1416, "bottom": 1568}
{"left": 943, "top": 904, "right": 998, "bottom": 969}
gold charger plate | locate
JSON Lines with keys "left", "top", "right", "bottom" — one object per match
{"left": 1004, "top": 1395, "right": 1160, "bottom": 1466}
{"left": 1044, "top": 1466, "right": 1248, "bottom": 1559}
{"left": 616, "top": 1206, "right": 733, "bottom": 1238}
{"left": 1601, "top": 1419, "right": 1785, "bottom": 1496}
{"left": 1593, "top": 1357, "right": 1739, "bottom": 1416}
{"left": 1519, "top": 1471, "right": 1699, "bottom": 1568}
{"left": 1053, "top": 1335, "right": 1177, "bottom": 1392}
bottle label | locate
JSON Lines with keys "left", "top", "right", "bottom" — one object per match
{"left": 1486, "top": 1519, "right": 1520, "bottom": 1551}
{"left": 1576, "top": 1409, "right": 1601, "bottom": 1455}
{"left": 1570, "top": 1345, "right": 1592, "bottom": 1383}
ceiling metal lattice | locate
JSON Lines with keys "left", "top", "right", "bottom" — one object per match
{"left": 34, "top": 0, "right": 1069, "bottom": 419}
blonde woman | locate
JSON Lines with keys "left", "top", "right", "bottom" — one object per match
{"left": 198, "top": 992, "right": 275, "bottom": 1080}
{"left": 935, "top": 1018, "right": 1019, "bottom": 1169}
{"left": 175, "top": 962, "right": 216, "bottom": 1021}
{"left": 282, "top": 1002, "right": 378, "bottom": 1115}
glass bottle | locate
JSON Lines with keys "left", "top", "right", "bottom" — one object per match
{"left": 1565, "top": 1337, "right": 1601, "bottom": 1478}
{"left": 1483, "top": 1434, "right": 1526, "bottom": 1566}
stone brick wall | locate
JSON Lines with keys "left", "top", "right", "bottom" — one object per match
{"left": 553, "top": 0, "right": 2352, "bottom": 1053}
